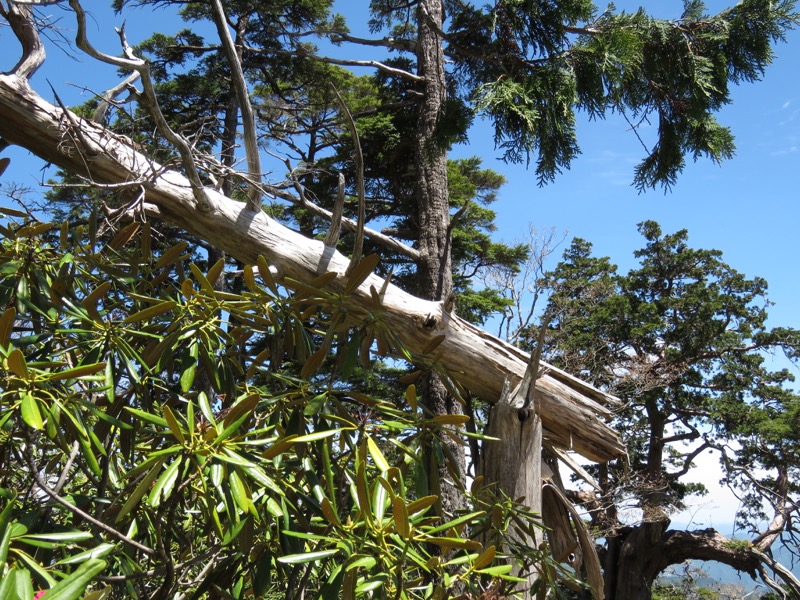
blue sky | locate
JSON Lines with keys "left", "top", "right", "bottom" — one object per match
{"left": 2, "top": 0, "right": 799, "bottom": 530}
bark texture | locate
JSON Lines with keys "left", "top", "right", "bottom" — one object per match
{"left": 0, "top": 74, "right": 623, "bottom": 462}
{"left": 481, "top": 396, "right": 543, "bottom": 598}
{"left": 605, "top": 523, "right": 800, "bottom": 600}
{"left": 412, "top": 0, "right": 465, "bottom": 518}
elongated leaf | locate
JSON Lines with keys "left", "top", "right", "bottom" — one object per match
{"left": 154, "top": 241, "right": 189, "bottom": 270}
{"left": 345, "top": 555, "right": 377, "bottom": 571}
{"left": 39, "top": 558, "right": 107, "bottom": 600}
{"left": 7, "top": 348, "right": 27, "bottom": 378}
{"left": 426, "top": 511, "right": 485, "bottom": 535}
{"left": 405, "top": 384, "right": 418, "bottom": 412}
{"left": 422, "top": 334, "right": 446, "bottom": 355}
{"left": 0, "top": 307, "right": 16, "bottom": 346}
{"left": 46, "top": 363, "right": 107, "bottom": 382}
{"left": 344, "top": 254, "right": 379, "bottom": 295}
{"left": 20, "top": 393, "right": 43, "bottom": 430}
{"left": 407, "top": 495, "right": 439, "bottom": 516}
{"left": 366, "top": 436, "right": 390, "bottom": 473}
{"left": 320, "top": 498, "right": 341, "bottom": 528}
{"left": 426, "top": 537, "right": 482, "bottom": 551}
{"left": 292, "top": 429, "right": 342, "bottom": 443}
{"left": 277, "top": 549, "right": 338, "bottom": 564}
{"left": 223, "top": 393, "right": 260, "bottom": 429}
{"left": 107, "top": 222, "right": 139, "bottom": 250}
{"left": 473, "top": 545, "right": 496, "bottom": 570}
{"left": 122, "top": 301, "right": 177, "bottom": 324}
{"left": 148, "top": 457, "right": 182, "bottom": 507}
{"left": 162, "top": 405, "right": 185, "bottom": 445}
{"left": 262, "top": 435, "right": 298, "bottom": 460}
{"left": 19, "top": 531, "right": 93, "bottom": 543}
{"left": 54, "top": 543, "right": 115, "bottom": 565}
{"left": 124, "top": 407, "right": 168, "bottom": 428}
{"left": 432, "top": 414, "right": 470, "bottom": 426}
{"left": 206, "top": 258, "right": 225, "bottom": 289}
{"left": 189, "top": 263, "right": 214, "bottom": 294}
{"left": 393, "top": 497, "right": 410, "bottom": 539}
{"left": 80, "top": 282, "right": 112, "bottom": 313}
{"left": 476, "top": 564, "right": 513, "bottom": 576}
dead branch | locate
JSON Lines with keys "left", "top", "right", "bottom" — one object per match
{"left": 68, "top": 0, "right": 212, "bottom": 212}
{"left": 210, "top": 0, "right": 262, "bottom": 211}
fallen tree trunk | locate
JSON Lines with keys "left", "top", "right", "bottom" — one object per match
{"left": 0, "top": 72, "right": 625, "bottom": 462}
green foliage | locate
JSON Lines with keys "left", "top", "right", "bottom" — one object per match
{"left": 541, "top": 220, "right": 800, "bottom": 531}
{"left": 0, "top": 211, "right": 561, "bottom": 598}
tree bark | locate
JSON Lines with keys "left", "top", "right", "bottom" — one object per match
{"left": 606, "top": 523, "right": 800, "bottom": 600}
{"left": 481, "top": 394, "right": 543, "bottom": 598}
{"left": 412, "top": 0, "right": 466, "bottom": 518}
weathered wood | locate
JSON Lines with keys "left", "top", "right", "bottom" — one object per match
{"left": 0, "top": 73, "right": 625, "bottom": 462}
{"left": 481, "top": 391, "right": 543, "bottom": 599}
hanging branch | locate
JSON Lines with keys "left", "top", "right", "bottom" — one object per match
{"left": 210, "top": 0, "right": 262, "bottom": 212}
{"left": 331, "top": 84, "right": 366, "bottom": 275}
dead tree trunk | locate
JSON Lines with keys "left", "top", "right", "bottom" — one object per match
{"left": 481, "top": 386, "right": 543, "bottom": 599}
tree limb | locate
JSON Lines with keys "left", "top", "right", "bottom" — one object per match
{"left": 210, "top": 1, "right": 262, "bottom": 211}
{"left": 68, "top": 0, "right": 212, "bottom": 212}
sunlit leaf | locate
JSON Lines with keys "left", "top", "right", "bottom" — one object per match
{"left": 277, "top": 549, "right": 339, "bottom": 564}
{"left": 39, "top": 559, "right": 107, "bottom": 600}
{"left": 20, "top": 394, "right": 43, "bottom": 430}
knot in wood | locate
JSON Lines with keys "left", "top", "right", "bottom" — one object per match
{"left": 423, "top": 313, "right": 437, "bottom": 329}
{"left": 517, "top": 407, "right": 530, "bottom": 422}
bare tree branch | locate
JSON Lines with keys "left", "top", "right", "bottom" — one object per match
{"left": 68, "top": 0, "right": 213, "bottom": 212}
{"left": 2, "top": 0, "right": 46, "bottom": 79}
{"left": 210, "top": 0, "right": 262, "bottom": 211}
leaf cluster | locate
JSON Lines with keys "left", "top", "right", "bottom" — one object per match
{"left": 0, "top": 210, "right": 562, "bottom": 599}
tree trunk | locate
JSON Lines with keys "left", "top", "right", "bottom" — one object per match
{"left": 413, "top": 0, "right": 465, "bottom": 517}
{"left": 481, "top": 394, "right": 543, "bottom": 599}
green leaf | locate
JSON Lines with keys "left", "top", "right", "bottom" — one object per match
{"left": 122, "top": 301, "right": 177, "bottom": 324}
{"left": 292, "top": 429, "right": 343, "bottom": 443}
{"left": 475, "top": 564, "right": 514, "bottom": 576}
{"left": 354, "top": 574, "right": 388, "bottom": 594}
{"left": 46, "top": 363, "right": 107, "bottom": 381}
{"left": 115, "top": 458, "right": 166, "bottom": 523}
{"left": 18, "top": 530, "right": 93, "bottom": 544}
{"left": 7, "top": 348, "right": 28, "bottom": 378}
{"left": 345, "top": 555, "right": 377, "bottom": 571}
{"left": 344, "top": 254, "right": 379, "bottom": 295}
{"left": 54, "top": 543, "right": 116, "bottom": 565}
{"left": 20, "top": 394, "right": 43, "bottom": 430}
{"left": 0, "top": 567, "right": 33, "bottom": 600}
{"left": 124, "top": 407, "right": 169, "bottom": 428}
{"left": 39, "top": 558, "right": 106, "bottom": 600}
{"left": 162, "top": 405, "right": 185, "bottom": 445}
{"left": 366, "top": 436, "right": 390, "bottom": 473}
{"left": 148, "top": 457, "right": 183, "bottom": 507}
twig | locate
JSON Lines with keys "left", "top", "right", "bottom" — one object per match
{"left": 3, "top": 1, "right": 46, "bottom": 79}
{"left": 68, "top": 0, "right": 212, "bottom": 212}
{"left": 24, "top": 443, "right": 156, "bottom": 556}
{"left": 93, "top": 71, "right": 141, "bottom": 124}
